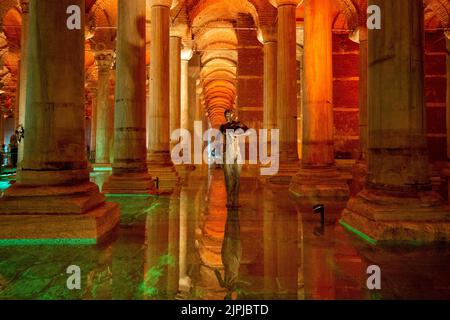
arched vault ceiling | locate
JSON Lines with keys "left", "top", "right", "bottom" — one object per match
{"left": 187, "top": 0, "right": 259, "bottom": 29}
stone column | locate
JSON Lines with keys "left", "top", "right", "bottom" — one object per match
{"left": 341, "top": 0, "right": 450, "bottom": 242}
{"left": 148, "top": 0, "right": 179, "bottom": 193}
{"left": 181, "top": 45, "right": 195, "bottom": 172}
{"left": 444, "top": 38, "right": 450, "bottom": 202}
{"left": 290, "top": 0, "right": 349, "bottom": 201}
{"left": 169, "top": 35, "right": 181, "bottom": 148}
{"left": 103, "top": 0, "right": 153, "bottom": 194}
{"left": 167, "top": 191, "right": 180, "bottom": 297}
{"left": 0, "top": 0, "right": 119, "bottom": 242}
{"left": 94, "top": 50, "right": 114, "bottom": 165}
{"left": 351, "top": 2, "right": 369, "bottom": 195}
{"left": 17, "top": 0, "right": 29, "bottom": 164}
{"left": 296, "top": 37, "right": 303, "bottom": 160}
{"left": 178, "top": 189, "right": 192, "bottom": 294}
{"left": 259, "top": 26, "right": 278, "bottom": 131}
{"left": 89, "top": 89, "right": 98, "bottom": 157}
{"left": 181, "top": 46, "right": 193, "bottom": 132}
{"left": 271, "top": 0, "right": 299, "bottom": 172}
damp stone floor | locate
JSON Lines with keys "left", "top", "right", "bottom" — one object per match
{"left": 0, "top": 167, "right": 449, "bottom": 300}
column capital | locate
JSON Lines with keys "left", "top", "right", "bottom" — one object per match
{"left": 269, "top": 0, "right": 302, "bottom": 8}
{"left": 94, "top": 50, "right": 115, "bottom": 72}
{"left": 150, "top": 0, "right": 178, "bottom": 9}
{"left": 257, "top": 24, "right": 277, "bottom": 44}
{"left": 19, "top": 0, "right": 29, "bottom": 14}
{"left": 181, "top": 40, "right": 194, "bottom": 61}
{"left": 170, "top": 22, "right": 190, "bottom": 38}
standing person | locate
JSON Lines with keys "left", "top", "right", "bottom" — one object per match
{"left": 9, "top": 133, "right": 18, "bottom": 168}
{"left": 219, "top": 110, "right": 249, "bottom": 209}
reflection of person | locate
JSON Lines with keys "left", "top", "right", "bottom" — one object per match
{"left": 219, "top": 110, "right": 249, "bottom": 209}
{"left": 214, "top": 209, "right": 249, "bottom": 300}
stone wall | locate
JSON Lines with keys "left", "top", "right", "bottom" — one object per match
{"left": 425, "top": 31, "right": 447, "bottom": 162}
{"left": 332, "top": 33, "right": 360, "bottom": 160}
{"left": 236, "top": 14, "right": 263, "bottom": 131}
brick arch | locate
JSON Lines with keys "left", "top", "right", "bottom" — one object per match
{"left": 424, "top": 0, "right": 450, "bottom": 29}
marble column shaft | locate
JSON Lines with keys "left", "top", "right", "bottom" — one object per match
{"left": 446, "top": 38, "right": 450, "bottom": 159}
{"left": 148, "top": 4, "right": 171, "bottom": 163}
{"left": 90, "top": 89, "right": 97, "bottom": 154}
{"left": 95, "top": 52, "right": 114, "bottom": 164}
{"left": 263, "top": 38, "right": 278, "bottom": 130}
{"left": 103, "top": 0, "right": 153, "bottom": 194}
{"left": 180, "top": 59, "right": 190, "bottom": 131}
{"left": 17, "top": 0, "right": 30, "bottom": 164}
{"left": 302, "top": 0, "right": 334, "bottom": 167}
{"left": 289, "top": 0, "right": 348, "bottom": 200}
{"left": 276, "top": 4, "right": 298, "bottom": 162}
{"left": 351, "top": 25, "right": 369, "bottom": 195}
{"left": 367, "top": 0, "right": 429, "bottom": 190}
{"left": 113, "top": 0, "right": 148, "bottom": 174}
{"left": 20, "top": 0, "right": 87, "bottom": 182}
{"left": 169, "top": 36, "right": 181, "bottom": 144}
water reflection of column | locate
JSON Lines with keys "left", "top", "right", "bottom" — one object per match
{"left": 275, "top": 195, "right": 298, "bottom": 299}
{"left": 263, "top": 187, "right": 277, "bottom": 299}
{"left": 263, "top": 185, "right": 298, "bottom": 299}
{"left": 144, "top": 201, "right": 169, "bottom": 299}
{"left": 167, "top": 189, "right": 181, "bottom": 297}
{"left": 179, "top": 188, "right": 192, "bottom": 293}
{"left": 85, "top": 245, "right": 113, "bottom": 299}
{"left": 302, "top": 235, "right": 335, "bottom": 299}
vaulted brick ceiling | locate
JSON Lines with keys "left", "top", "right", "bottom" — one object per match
{"left": 0, "top": 0, "right": 448, "bottom": 122}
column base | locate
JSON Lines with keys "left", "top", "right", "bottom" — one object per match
{"left": 289, "top": 166, "right": 350, "bottom": 201}
{"left": 102, "top": 172, "right": 155, "bottom": 195}
{"left": 147, "top": 151, "right": 181, "bottom": 194}
{"left": 350, "top": 161, "right": 368, "bottom": 196}
{"left": 0, "top": 182, "right": 120, "bottom": 244}
{"left": 341, "top": 188, "right": 450, "bottom": 243}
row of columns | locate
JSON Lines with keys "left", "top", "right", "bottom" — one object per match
{"left": 341, "top": 0, "right": 450, "bottom": 242}
{"left": 94, "top": 50, "right": 115, "bottom": 165}
{"left": 261, "top": 0, "right": 449, "bottom": 242}
{"left": 102, "top": 0, "right": 154, "bottom": 194}
{"left": 2, "top": 0, "right": 449, "bottom": 245}
{"left": 0, "top": 0, "right": 119, "bottom": 242}
{"left": 262, "top": 0, "right": 348, "bottom": 198}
